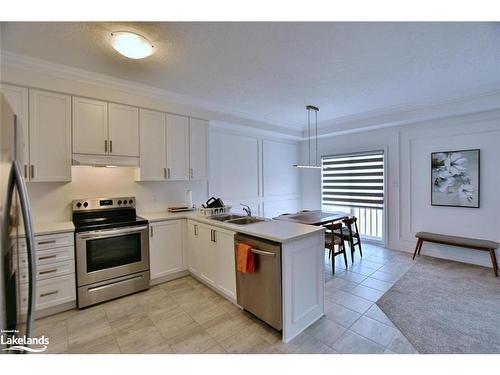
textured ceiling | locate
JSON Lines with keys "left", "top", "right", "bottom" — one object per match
{"left": 1, "top": 22, "right": 500, "bottom": 129}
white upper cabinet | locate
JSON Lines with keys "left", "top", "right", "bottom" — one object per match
{"left": 29, "top": 89, "right": 72, "bottom": 182}
{"left": 1, "top": 84, "right": 29, "bottom": 176}
{"left": 72, "top": 97, "right": 108, "bottom": 155}
{"left": 138, "top": 109, "right": 167, "bottom": 181}
{"left": 189, "top": 118, "right": 208, "bottom": 180}
{"left": 166, "top": 114, "right": 189, "bottom": 180}
{"left": 73, "top": 98, "right": 139, "bottom": 159}
{"left": 108, "top": 103, "right": 139, "bottom": 157}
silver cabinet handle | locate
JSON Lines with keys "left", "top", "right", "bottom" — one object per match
{"left": 110, "top": 140, "right": 113, "bottom": 153}
{"left": 211, "top": 229, "right": 217, "bottom": 243}
{"left": 39, "top": 269, "right": 57, "bottom": 275}
{"left": 150, "top": 226, "right": 153, "bottom": 237}
{"left": 104, "top": 140, "right": 108, "bottom": 153}
{"left": 190, "top": 168, "right": 193, "bottom": 179}
{"left": 167, "top": 168, "right": 171, "bottom": 179}
{"left": 40, "top": 290, "right": 58, "bottom": 298}
{"left": 163, "top": 167, "right": 167, "bottom": 179}
{"left": 38, "top": 254, "right": 57, "bottom": 261}
{"left": 24, "top": 164, "right": 28, "bottom": 179}
{"left": 30, "top": 165, "right": 34, "bottom": 179}
{"left": 194, "top": 224, "right": 198, "bottom": 236}
{"left": 38, "top": 240, "right": 56, "bottom": 245}
{"left": 251, "top": 249, "right": 276, "bottom": 257}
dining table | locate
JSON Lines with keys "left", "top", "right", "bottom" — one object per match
{"left": 273, "top": 210, "right": 350, "bottom": 226}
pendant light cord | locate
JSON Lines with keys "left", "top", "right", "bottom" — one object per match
{"left": 308, "top": 108, "right": 311, "bottom": 166}
{"left": 315, "top": 109, "right": 318, "bottom": 167}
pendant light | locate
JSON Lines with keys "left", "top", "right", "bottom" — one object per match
{"left": 294, "top": 105, "right": 322, "bottom": 169}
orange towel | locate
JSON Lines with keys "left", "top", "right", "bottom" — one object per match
{"left": 237, "top": 243, "right": 255, "bottom": 273}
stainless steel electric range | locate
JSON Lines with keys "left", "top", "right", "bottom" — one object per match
{"left": 72, "top": 197, "right": 150, "bottom": 308}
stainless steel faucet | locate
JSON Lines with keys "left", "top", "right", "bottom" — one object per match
{"left": 240, "top": 204, "right": 252, "bottom": 216}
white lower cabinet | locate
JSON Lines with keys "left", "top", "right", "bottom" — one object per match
{"left": 187, "top": 220, "right": 236, "bottom": 300}
{"left": 149, "top": 220, "right": 186, "bottom": 280}
{"left": 20, "top": 274, "right": 76, "bottom": 313}
{"left": 197, "top": 223, "right": 218, "bottom": 287}
{"left": 213, "top": 228, "right": 237, "bottom": 300}
{"left": 19, "top": 231, "right": 76, "bottom": 314}
{"left": 187, "top": 220, "right": 201, "bottom": 276}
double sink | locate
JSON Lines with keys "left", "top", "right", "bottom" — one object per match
{"left": 209, "top": 214, "right": 266, "bottom": 225}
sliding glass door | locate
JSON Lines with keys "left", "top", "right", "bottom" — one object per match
{"left": 321, "top": 151, "right": 385, "bottom": 242}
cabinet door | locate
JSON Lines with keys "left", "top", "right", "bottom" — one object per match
{"left": 108, "top": 103, "right": 139, "bottom": 157}
{"left": 138, "top": 109, "right": 167, "bottom": 180}
{"left": 29, "top": 89, "right": 72, "bottom": 182}
{"left": 189, "top": 118, "right": 208, "bottom": 180}
{"left": 187, "top": 221, "right": 200, "bottom": 276}
{"left": 72, "top": 97, "right": 108, "bottom": 155}
{"left": 197, "top": 224, "right": 217, "bottom": 287}
{"left": 149, "top": 220, "right": 185, "bottom": 280}
{"left": 1, "top": 84, "right": 29, "bottom": 177}
{"left": 166, "top": 113, "right": 189, "bottom": 180}
{"left": 215, "top": 229, "right": 236, "bottom": 300}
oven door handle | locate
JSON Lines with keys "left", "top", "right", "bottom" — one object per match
{"left": 77, "top": 225, "right": 148, "bottom": 239}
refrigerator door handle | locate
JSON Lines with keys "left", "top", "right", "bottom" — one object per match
{"left": 5, "top": 161, "right": 37, "bottom": 343}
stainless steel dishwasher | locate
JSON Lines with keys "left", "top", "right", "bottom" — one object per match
{"left": 234, "top": 233, "right": 282, "bottom": 331}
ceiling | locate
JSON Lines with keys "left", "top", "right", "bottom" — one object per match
{"left": 1, "top": 22, "right": 500, "bottom": 130}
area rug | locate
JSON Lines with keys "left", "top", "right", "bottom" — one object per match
{"left": 377, "top": 256, "right": 500, "bottom": 354}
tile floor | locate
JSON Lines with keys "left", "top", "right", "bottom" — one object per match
{"left": 34, "top": 242, "right": 418, "bottom": 354}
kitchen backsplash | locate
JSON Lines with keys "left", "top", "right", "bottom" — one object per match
{"left": 26, "top": 166, "right": 208, "bottom": 223}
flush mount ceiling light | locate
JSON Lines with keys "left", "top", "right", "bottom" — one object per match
{"left": 293, "top": 105, "right": 322, "bottom": 169}
{"left": 110, "top": 31, "right": 154, "bottom": 59}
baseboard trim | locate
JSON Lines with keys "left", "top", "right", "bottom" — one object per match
{"left": 149, "top": 270, "right": 190, "bottom": 286}
{"left": 20, "top": 301, "right": 77, "bottom": 323}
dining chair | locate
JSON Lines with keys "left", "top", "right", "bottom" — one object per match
{"left": 341, "top": 217, "right": 363, "bottom": 262}
{"left": 324, "top": 221, "right": 348, "bottom": 274}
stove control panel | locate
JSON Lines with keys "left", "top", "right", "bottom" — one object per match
{"left": 72, "top": 197, "right": 136, "bottom": 211}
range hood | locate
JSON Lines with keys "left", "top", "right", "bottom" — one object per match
{"left": 72, "top": 154, "right": 139, "bottom": 168}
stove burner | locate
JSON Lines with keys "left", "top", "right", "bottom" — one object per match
{"left": 72, "top": 197, "right": 147, "bottom": 233}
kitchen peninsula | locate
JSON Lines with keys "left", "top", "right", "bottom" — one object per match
{"left": 140, "top": 211, "right": 325, "bottom": 343}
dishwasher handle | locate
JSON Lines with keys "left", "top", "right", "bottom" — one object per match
{"left": 250, "top": 248, "right": 276, "bottom": 257}
{"left": 235, "top": 241, "right": 276, "bottom": 257}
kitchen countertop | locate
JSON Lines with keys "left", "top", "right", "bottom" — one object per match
{"left": 139, "top": 211, "right": 324, "bottom": 243}
{"left": 16, "top": 221, "right": 75, "bottom": 236}
{"left": 16, "top": 212, "right": 323, "bottom": 242}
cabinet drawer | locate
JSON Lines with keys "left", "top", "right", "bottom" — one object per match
{"left": 19, "top": 232, "right": 74, "bottom": 252}
{"left": 18, "top": 259, "right": 75, "bottom": 284}
{"left": 20, "top": 274, "right": 76, "bottom": 312}
{"left": 18, "top": 246, "right": 74, "bottom": 268}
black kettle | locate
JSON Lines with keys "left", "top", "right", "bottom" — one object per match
{"left": 203, "top": 197, "right": 224, "bottom": 208}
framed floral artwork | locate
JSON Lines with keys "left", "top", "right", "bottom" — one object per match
{"left": 431, "top": 149, "right": 480, "bottom": 208}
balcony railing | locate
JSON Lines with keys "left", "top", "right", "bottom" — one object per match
{"left": 322, "top": 205, "right": 383, "bottom": 240}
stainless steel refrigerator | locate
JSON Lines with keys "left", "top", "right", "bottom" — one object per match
{"left": 0, "top": 89, "right": 37, "bottom": 353}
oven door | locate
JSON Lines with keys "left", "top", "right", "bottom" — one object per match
{"left": 75, "top": 225, "right": 149, "bottom": 286}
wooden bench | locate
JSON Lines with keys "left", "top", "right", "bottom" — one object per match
{"left": 413, "top": 231, "right": 499, "bottom": 277}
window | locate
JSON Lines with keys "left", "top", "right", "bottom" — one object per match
{"left": 321, "top": 151, "right": 384, "bottom": 240}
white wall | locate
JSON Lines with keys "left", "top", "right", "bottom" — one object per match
{"left": 301, "top": 110, "right": 500, "bottom": 267}
{"left": 27, "top": 167, "right": 208, "bottom": 222}
{"left": 209, "top": 123, "right": 301, "bottom": 218}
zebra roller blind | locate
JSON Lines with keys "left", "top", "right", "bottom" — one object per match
{"left": 322, "top": 151, "right": 384, "bottom": 209}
